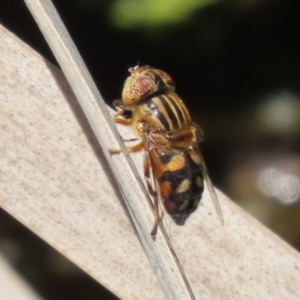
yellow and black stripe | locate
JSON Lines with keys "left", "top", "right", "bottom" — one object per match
{"left": 146, "top": 92, "right": 192, "bottom": 132}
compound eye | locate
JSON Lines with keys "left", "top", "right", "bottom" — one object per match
{"left": 121, "top": 66, "right": 175, "bottom": 106}
{"left": 122, "top": 73, "right": 156, "bottom": 106}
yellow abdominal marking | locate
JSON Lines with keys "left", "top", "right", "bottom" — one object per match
{"left": 166, "top": 154, "right": 185, "bottom": 171}
{"left": 176, "top": 179, "right": 191, "bottom": 194}
{"left": 196, "top": 176, "right": 203, "bottom": 187}
{"left": 178, "top": 200, "right": 190, "bottom": 211}
{"left": 189, "top": 150, "right": 202, "bottom": 165}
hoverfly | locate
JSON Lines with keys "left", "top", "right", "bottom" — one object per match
{"left": 111, "top": 66, "right": 223, "bottom": 239}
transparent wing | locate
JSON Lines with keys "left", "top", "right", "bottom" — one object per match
{"left": 141, "top": 127, "right": 168, "bottom": 237}
{"left": 201, "top": 162, "right": 224, "bottom": 226}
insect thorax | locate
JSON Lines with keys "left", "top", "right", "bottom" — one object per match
{"left": 132, "top": 91, "right": 194, "bottom": 136}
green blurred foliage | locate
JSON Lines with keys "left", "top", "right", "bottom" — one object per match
{"left": 110, "top": 0, "right": 220, "bottom": 28}
{"left": 74, "top": 0, "right": 220, "bottom": 29}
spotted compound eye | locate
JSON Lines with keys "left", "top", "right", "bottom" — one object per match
{"left": 121, "top": 66, "right": 175, "bottom": 106}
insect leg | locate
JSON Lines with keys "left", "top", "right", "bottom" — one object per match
{"left": 143, "top": 153, "right": 160, "bottom": 240}
{"left": 122, "top": 138, "right": 138, "bottom": 142}
{"left": 113, "top": 115, "right": 133, "bottom": 126}
{"left": 110, "top": 100, "right": 141, "bottom": 153}
{"left": 142, "top": 129, "right": 161, "bottom": 240}
{"left": 109, "top": 141, "right": 144, "bottom": 154}
{"left": 112, "top": 99, "right": 133, "bottom": 126}
{"left": 150, "top": 193, "right": 160, "bottom": 240}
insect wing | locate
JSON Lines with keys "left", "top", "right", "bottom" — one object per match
{"left": 201, "top": 162, "right": 224, "bottom": 225}
{"left": 141, "top": 128, "right": 167, "bottom": 237}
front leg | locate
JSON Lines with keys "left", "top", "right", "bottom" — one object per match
{"left": 110, "top": 99, "right": 137, "bottom": 153}
{"left": 112, "top": 99, "right": 133, "bottom": 126}
{"left": 109, "top": 141, "right": 143, "bottom": 154}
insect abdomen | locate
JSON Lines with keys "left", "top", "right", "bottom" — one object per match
{"left": 151, "top": 150, "right": 204, "bottom": 225}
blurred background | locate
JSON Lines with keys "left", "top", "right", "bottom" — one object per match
{"left": 1, "top": 0, "right": 300, "bottom": 299}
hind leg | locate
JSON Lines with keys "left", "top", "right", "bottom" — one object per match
{"left": 143, "top": 152, "right": 160, "bottom": 240}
